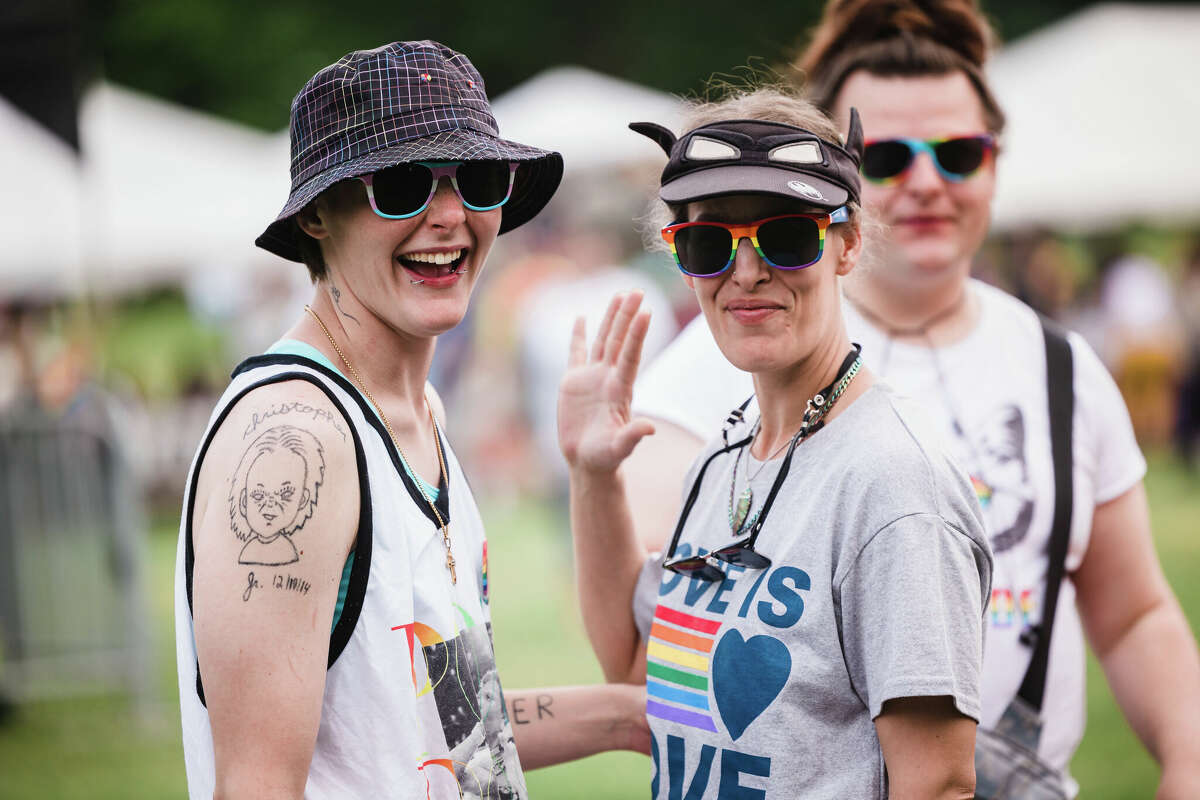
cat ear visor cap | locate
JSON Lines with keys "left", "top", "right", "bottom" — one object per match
{"left": 630, "top": 108, "right": 864, "bottom": 209}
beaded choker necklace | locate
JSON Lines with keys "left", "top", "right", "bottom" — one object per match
{"left": 727, "top": 346, "right": 862, "bottom": 534}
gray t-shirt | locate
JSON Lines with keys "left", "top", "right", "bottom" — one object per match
{"left": 633, "top": 383, "right": 993, "bottom": 800}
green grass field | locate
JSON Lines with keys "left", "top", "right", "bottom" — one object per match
{"left": 0, "top": 456, "right": 1195, "bottom": 798}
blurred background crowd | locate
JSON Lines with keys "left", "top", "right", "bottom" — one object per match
{"left": 1, "top": 1, "right": 1198, "bottom": 797}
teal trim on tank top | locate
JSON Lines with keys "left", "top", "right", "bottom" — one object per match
{"left": 267, "top": 340, "right": 440, "bottom": 499}
{"left": 334, "top": 549, "right": 354, "bottom": 632}
{"left": 266, "top": 338, "right": 440, "bottom": 632}
{"left": 266, "top": 338, "right": 341, "bottom": 376}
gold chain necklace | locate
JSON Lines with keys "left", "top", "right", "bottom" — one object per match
{"left": 304, "top": 305, "right": 456, "bottom": 583}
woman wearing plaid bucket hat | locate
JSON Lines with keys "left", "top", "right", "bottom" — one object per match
{"left": 558, "top": 87, "right": 993, "bottom": 798}
{"left": 174, "top": 41, "right": 648, "bottom": 799}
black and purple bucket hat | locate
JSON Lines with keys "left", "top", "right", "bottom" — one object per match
{"left": 256, "top": 40, "right": 563, "bottom": 263}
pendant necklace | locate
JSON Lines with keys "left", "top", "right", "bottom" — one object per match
{"left": 728, "top": 420, "right": 778, "bottom": 535}
{"left": 305, "top": 305, "right": 457, "bottom": 583}
{"left": 728, "top": 347, "right": 863, "bottom": 534}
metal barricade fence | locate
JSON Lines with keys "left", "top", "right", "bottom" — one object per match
{"left": 0, "top": 402, "right": 149, "bottom": 704}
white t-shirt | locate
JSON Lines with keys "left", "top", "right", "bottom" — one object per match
{"left": 632, "top": 279, "right": 1147, "bottom": 794}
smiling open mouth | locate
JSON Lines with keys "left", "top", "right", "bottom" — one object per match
{"left": 398, "top": 248, "right": 468, "bottom": 280}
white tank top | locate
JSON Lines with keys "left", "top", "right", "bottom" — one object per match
{"left": 174, "top": 354, "right": 526, "bottom": 799}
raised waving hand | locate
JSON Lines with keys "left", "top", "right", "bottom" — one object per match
{"left": 558, "top": 292, "right": 656, "bottom": 474}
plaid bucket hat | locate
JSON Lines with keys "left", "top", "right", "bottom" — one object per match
{"left": 256, "top": 41, "right": 563, "bottom": 262}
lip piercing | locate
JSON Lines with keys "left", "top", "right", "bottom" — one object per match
{"left": 409, "top": 266, "right": 468, "bottom": 285}
{"left": 410, "top": 266, "right": 470, "bottom": 284}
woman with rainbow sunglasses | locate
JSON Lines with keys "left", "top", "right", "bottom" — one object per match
{"left": 557, "top": 86, "right": 993, "bottom": 799}
{"left": 622, "top": 1, "right": 1200, "bottom": 798}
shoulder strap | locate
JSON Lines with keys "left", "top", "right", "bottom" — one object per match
{"left": 1017, "top": 317, "right": 1074, "bottom": 711}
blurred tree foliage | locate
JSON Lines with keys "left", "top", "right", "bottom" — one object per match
{"left": 91, "top": 0, "right": 1145, "bottom": 131}
{"left": 94, "top": 289, "right": 230, "bottom": 402}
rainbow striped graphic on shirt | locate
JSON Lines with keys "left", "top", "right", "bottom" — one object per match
{"left": 989, "top": 588, "right": 1038, "bottom": 628}
{"left": 990, "top": 588, "right": 1015, "bottom": 627}
{"left": 481, "top": 541, "right": 489, "bottom": 605}
{"left": 1018, "top": 589, "right": 1036, "bottom": 623}
{"left": 970, "top": 475, "right": 993, "bottom": 509}
{"left": 645, "top": 605, "right": 720, "bottom": 732}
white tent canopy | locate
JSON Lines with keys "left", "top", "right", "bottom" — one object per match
{"left": 0, "top": 95, "right": 83, "bottom": 298}
{"left": 1, "top": 83, "right": 293, "bottom": 299}
{"left": 2, "top": 68, "right": 682, "bottom": 299}
{"left": 989, "top": 3, "right": 1200, "bottom": 232}
{"left": 79, "top": 83, "right": 290, "bottom": 294}
{"left": 492, "top": 66, "right": 684, "bottom": 175}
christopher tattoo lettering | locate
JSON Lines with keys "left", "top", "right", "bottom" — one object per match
{"left": 244, "top": 402, "right": 347, "bottom": 442}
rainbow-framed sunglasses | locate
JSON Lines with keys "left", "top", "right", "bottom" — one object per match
{"left": 660, "top": 207, "right": 848, "bottom": 277}
{"left": 861, "top": 134, "right": 995, "bottom": 185}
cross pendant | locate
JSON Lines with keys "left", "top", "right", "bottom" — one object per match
{"left": 446, "top": 551, "right": 457, "bottom": 584}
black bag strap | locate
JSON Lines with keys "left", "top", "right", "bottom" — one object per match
{"left": 1016, "top": 318, "right": 1075, "bottom": 711}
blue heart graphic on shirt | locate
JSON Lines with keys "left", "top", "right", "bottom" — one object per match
{"left": 711, "top": 629, "right": 792, "bottom": 741}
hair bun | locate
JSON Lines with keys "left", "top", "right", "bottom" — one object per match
{"left": 798, "top": 0, "right": 996, "bottom": 79}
